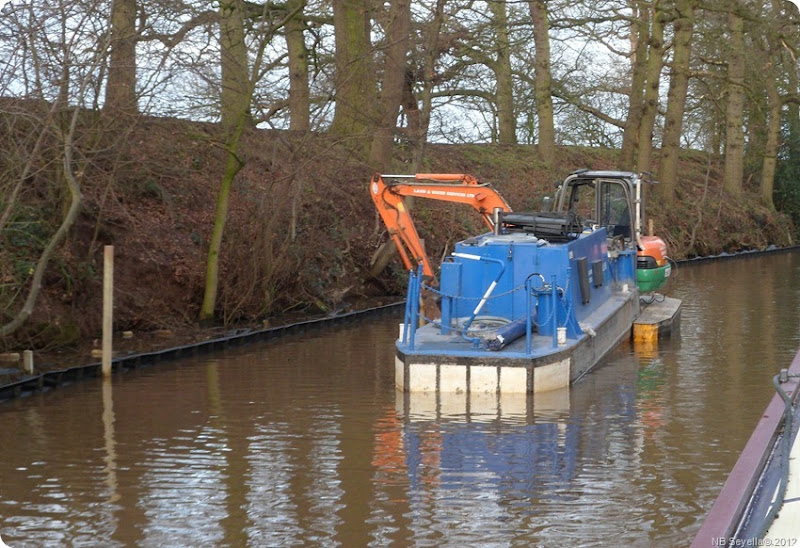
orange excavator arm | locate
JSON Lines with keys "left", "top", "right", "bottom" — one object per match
{"left": 369, "top": 173, "right": 512, "bottom": 280}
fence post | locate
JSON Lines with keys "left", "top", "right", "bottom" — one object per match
{"left": 102, "top": 245, "right": 114, "bottom": 376}
{"left": 23, "top": 350, "right": 33, "bottom": 374}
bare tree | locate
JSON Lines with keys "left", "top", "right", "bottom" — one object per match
{"left": 658, "top": 0, "right": 695, "bottom": 205}
{"left": 369, "top": 0, "right": 412, "bottom": 169}
{"left": 757, "top": 0, "right": 797, "bottom": 210}
{"left": 405, "top": 0, "right": 446, "bottom": 169}
{"left": 722, "top": 7, "right": 745, "bottom": 196}
{"left": 619, "top": 1, "right": 651, "bottom": 170}
{"left": 528, "top": 0, "right": 555, "bottom": 165}
{"left": 219, "top": 0, "right": 251, "bottom": 129}
{"left": 488, "top": 0, "right": 516, "bottom": 144}
{"left": 199, "top": 2, "right": 301, "bottom": 322}
{"left": 105, "top": 0, "right": 138, "bottom": 115}
{"left": 636, "top": 0, "right": 664, "bottom": 175}
{"left": 0, "top": 0, "right": 111, "bottom": 337}
{"left": 285, "top": 0, "right": 310, "bottom": 131}
{"left": 329, "top": 0, "right": 379, "bottom": 144}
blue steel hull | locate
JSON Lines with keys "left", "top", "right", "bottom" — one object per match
{"left": 396, "top": 227, "right": 639, "bottom": 393}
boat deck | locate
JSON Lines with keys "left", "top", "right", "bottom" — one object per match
{"left": 400, "top": 287, "right": 636, "bottom": 361}
{"left": 692, "top": 350, "right": 800, "bottom": 546}
{"left": 763, "top": 398, "right": 800, "bottom": 541}
{"left": 396, "top": 288, "right": 641, "bottom": 393}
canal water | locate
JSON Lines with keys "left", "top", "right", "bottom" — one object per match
{"left": 2, "top": 252, "right": 800, "bottom": 547}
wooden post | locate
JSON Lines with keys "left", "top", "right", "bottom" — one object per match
{"left": 648, "top": 218, "right": 654, "bottom": 237}
{"left": 23, "top": 350, "right": 33, "bottom": 374}
{"left": 102, "top": 245, "right": 113, "bottom": 376}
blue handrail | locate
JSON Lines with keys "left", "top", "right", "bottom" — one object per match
{"left": 408, "top": 264, "right": 423, "bottom": 348}
{"left": 551, "top": 274, "right": 558, "bottom": 348}
{"left": 403, "top": 268, "right": 414, "bottom": 344}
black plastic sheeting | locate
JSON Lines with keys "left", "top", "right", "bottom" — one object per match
{"left": 677, "top": 244, "right": 800, "bottom": 265}
{"left": 0, "top": 301, "right": 404, "bottom": 402}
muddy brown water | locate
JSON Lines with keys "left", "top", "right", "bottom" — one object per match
{"left": 2, "top": 252, "right": 800, "bottom": 547}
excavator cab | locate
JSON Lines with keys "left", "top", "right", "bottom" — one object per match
{"left": 559, "top": 173, "right": 633, "bottom": 240}
{"left": 554, "top": 170, "right": 670, "bottom": 292}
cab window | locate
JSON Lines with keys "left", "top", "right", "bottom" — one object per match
{"left": 567, "top": 181, "right": 596, "bottom": 224}
{"left": 598, "top": 181, "right": 631, "bottom": 239}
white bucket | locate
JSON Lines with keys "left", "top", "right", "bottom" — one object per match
{"left": 557, "top": 327, "right": 567, "bottom": 346}
{"left": 398, "top": 323, "right": 405, "bottom": 341}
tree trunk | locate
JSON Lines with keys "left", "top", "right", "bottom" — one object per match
{"left": 723, "top": 10, "right": 745, "bottom": 197}
{"left": 286, "top": 0, "right": 310, "bottom": 132}
{"left": 402, "top": 69, "right": 422, "bottom": 161}
{"left": 788, "top": 60, "right": 800, "bottom": 161}
{"left": 760, "top": 0, "right": 787, "bottom": 211}
{"left": 0, "top": 110, "right": 83, "bottom": 337}
{"left": 658, "top": 0, "right": 694, "bottom": 205}
{"left": 489, "top": 0, "right": 516, "bottom": 144}
{"left": 330, "top": 0, "right": 378, "bottom": 145}
{"left": 368, "top": 0, "right": 412, "bottom": 171}
{"left": 411, "top": 0, "right": 446, "bottom": 170}
{"left": 104, "top": 0, "right": 138, "bottom": 115}
{"left": 219, "top": 0, "right": 251, "bottom": 130}
{"left": 620, "top": 1, "right": 649, "bottom": 171}
{"left": 529, "top": 0, "right": 555, "bottom": 166}
{"left": 200, "top": 0, "right": 257, "bottom": 322}
{"left": 761, "top": 73, "right": 780, "bottom": 210}
{"left": 367, "top": 0, "right": 414, "bottom": 277}
{"left": 200, "top": 117, "right": 246, "bottom": 322}
{"left": 636, "top": 1, "right": 663, "bottom": 175}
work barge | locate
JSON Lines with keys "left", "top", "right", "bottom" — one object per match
{"left": 372, "top": 171, "right": 681, "bottom": 394}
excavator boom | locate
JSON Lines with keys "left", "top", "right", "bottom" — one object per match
{"left": 370, "top": 173, "right": 512, "bottom": 280}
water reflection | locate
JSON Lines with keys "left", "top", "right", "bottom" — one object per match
{"left": 1, "top": 253, "right": 800, "bottom": 546}
{"left": 374, "top": 342, "right": 658, "bottom": 546}
{"left": 102, "top": 378, "right": 120, "bottom": 504}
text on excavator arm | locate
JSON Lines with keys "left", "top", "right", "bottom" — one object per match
{"left": 370, "top": 173, "right": 512, "bottom": 280}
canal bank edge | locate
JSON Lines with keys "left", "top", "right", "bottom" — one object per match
{"left": 1, "top": 244, "right": 799, "bottom": 403}
{"left": 0, "top": 302, "right": 404, "bottom": 402}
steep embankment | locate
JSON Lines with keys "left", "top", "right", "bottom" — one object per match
{"left": 1, "top": 118, "right": 793, "bottom": 358}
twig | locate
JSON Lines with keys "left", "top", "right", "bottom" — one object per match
{"left": 687, "top": 153, "right": 712, "bottom": 252}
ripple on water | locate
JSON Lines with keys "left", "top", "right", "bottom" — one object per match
{"left": 4, "top": 255, "right": 800, "bottom": 545}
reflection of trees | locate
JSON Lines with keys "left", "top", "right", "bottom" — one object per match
{"left": 7, "top": 271, "right": 800, "bottom": 545}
